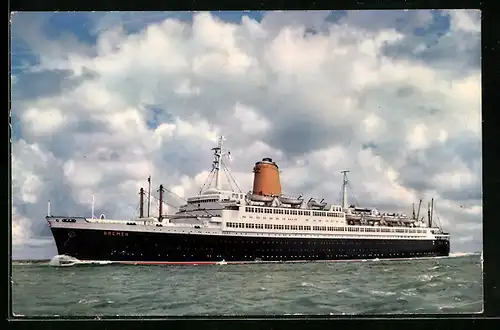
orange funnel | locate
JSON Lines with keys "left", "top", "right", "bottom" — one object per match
{"left": 252, "top": 158, "right": 282, "bottom": 196}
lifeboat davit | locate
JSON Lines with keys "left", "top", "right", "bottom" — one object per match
{"left": 279, "top": 195, "right": 303, "bottom": 206}
{"left": 307, "top": 198, "right": 327, "bottom": 209}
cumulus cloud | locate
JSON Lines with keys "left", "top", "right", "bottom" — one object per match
{"left": 10, "top": 10, "right": 482, "bottom": 258}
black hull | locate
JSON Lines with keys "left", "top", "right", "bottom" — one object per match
{"left": 50, "top": 228, "right": 450, "bottom": 262}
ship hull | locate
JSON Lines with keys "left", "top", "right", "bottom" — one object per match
{"left": 50, "top": 227, "right": 450, "bottom": 263}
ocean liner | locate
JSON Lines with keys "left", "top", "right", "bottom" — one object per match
{"left": 46, "top": 136, "right": 450, "bottom": 264}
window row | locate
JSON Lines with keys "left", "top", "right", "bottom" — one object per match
{"left": 227, "top": 222, "right": 313, "bottom": 230}
{"left": 188, "top": 199, "right": 219, "bottom": 204}
{"left": 244, "top": 207, "right": 343, "bottom": 218}
{"left": 226, "top": 222, "right": 426, "bottom": 235}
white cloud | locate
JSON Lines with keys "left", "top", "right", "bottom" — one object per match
{"left": 21, "top": 107, "right": 66, "bottom": 136}
{"left": 232, "top": 102, "right": 270, "bottom": 134}
{"left": 11, "top": 10, "right": 482, "bottom": 257}
{"left": 12, "top": 140, "right": 57, "bottom": 204}
{"left": 12, "top": 206, "right": 32, "bottom": 245}
{"left": 434, "top": 165, "right": 476, "bottom": 190}
{"left": 446, "top": 9, "right": 481, "bottom": 33}
{"left": 406, "top": 123, "right": 429, "bottom": 150}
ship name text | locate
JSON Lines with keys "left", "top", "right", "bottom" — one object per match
{"left": 103, "top": 231, "right": 129, "bottom": 237}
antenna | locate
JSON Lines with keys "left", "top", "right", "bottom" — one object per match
{"left": 47, "top": 200, "right": 51, "bottom": 217}
{"left": 341, "top": 170, "right": 350, "bottom": 209}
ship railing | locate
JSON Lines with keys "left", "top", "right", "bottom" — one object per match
{"left": 46, "top": 216, "right": 87, "bottom": 223}
{"left": 46, "top": 215, "right": 87, "bottom": 219}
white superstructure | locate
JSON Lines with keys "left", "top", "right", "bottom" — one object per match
{"left": 48, "top": 136, "right": 449, "bottom": 243}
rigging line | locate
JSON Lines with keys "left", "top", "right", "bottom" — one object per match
{"left": 222, "top": 165, "right": 235, "bottom": 191}
{"left": 434, "top": 199, "right": 442, "bottom": 229}
{"left": 164, "top": 187, "right": 187, "bottom": 203}
{"left": 150, "top": 194, "right": 179, "bottom": 210}
{"left": 222, "top": 160, "right": 242, "bottom": 193}
{"left": 199, "top": 168, "right": 215, "bottom": 194}
{"left": 347, "top": 181, "right": 359, "bottom": 206}
{"left": 129, "top": 201, "right": 140, "bottom": 220}
{"left": 144, "top": 190, "right": 180, "bottom": 208}
{"left": 199, "top": 170, "right": 211, "bottom": 194}
{"left": 349, "top": 183, "right": 358, "bottom": 206}
{"left": 228, "top": 163, "right": 242, "bottom": 193}
{"left": 114, "top": 201, "right": 141, "bottom": 218}
{"left": 143, "top": 185, "right": 184, "bottom": 207}
{"left": 149, "top": 194, "right": 178, "bottom": 209}
{"left": 208, "top": 168, "right": 215, "bottom": 189}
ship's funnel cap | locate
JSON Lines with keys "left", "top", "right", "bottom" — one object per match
{"left": 257, "top": 157, "right": 278, "bottom": 168}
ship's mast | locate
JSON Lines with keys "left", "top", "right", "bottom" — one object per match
{"left": 139, "top": 187, "right": 145, "bottom": 218}
{"left": 91, "top": 195, "right": 95, "bottom": 219}
{"left": 147, "top": 176, "right": 151, "bottom": 217}
{"left": 341, "top": 170, "right": 350, "bottom": 209}
{"left": 430, "top": 197, "right": 434, "bottom": 228}
{"left": 212, "top": 136, "right": 225, "bottom": 191}
{"left": 427, "top": 201, "right": 431, "bottom": 228}
{"left": 416, "top": 199, "right": 422, "bottom": 221}
{"left": 158, "top": 184, "right": 165, "bottom": 222}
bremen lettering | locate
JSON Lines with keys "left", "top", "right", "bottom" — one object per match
{"left": 103, "top": 231, "right": 128, "bottom": 237}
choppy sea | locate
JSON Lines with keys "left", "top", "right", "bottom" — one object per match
{"left": 11, "top": 253, "right": 483, "bottom": 316}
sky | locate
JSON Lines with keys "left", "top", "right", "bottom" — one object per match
{"left": 10, "top": 10, "right": 482, "bottom": 259}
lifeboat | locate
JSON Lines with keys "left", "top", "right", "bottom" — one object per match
{"left": 364, "top": 215, "right": 381, "bottom": 222}
{"left": 279, "top": 195, "right": 303, "bottom": 206}
{"left": 248, "top": 193, "right": 274, "bottom": 203}
{"left": 307, "top": 198, "right": 327, "bottom": 209}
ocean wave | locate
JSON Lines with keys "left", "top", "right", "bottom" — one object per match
{"left": 369, "top": 290, "right": 396, "bottom": 297}
{"left": 78, "top": 298, "right": 99, "bottom": 305}
{"left": 400, "top": 288, "right": 417, "bottom": 297}
{"left": 300, "top": 282, "right": 318, "bottom": 288}
{"left": 417, "top": 274, "right": 435, "bottom": 282}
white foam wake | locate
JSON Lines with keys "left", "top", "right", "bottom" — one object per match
{"left": 48, "top": 255, "right": 113, "bottom": 267}
{"left": 448, "top": 252, "right": 481, "bottom": 258}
